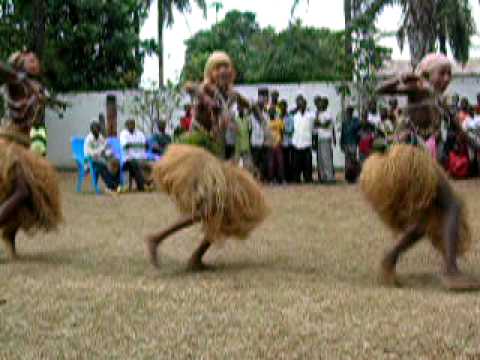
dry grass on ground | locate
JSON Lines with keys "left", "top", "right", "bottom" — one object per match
{"left": 2, "top": 174, "right": 480, "bottom": 359}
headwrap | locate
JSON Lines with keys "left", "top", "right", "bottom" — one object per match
{"left": 203, "top": 51, "right": 233, "bottom": 84}
{"left": 415, "top": 53, "right": 451, "bottom": 78}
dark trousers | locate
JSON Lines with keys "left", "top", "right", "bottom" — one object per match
{"left": 91, "top": 161, "right": 119, "bottom": 190}
{"left": 268, "top": 145, "right": 285, "bottom": 183}
{"left": 294, "top": 147, "right": 312, "bottom": 183}
{"left": 225, "top": 144, "right": 235, "bottom": 160}
{"left": 251, "top": 146, "right": 267, "bottom": 180}
{"left": 123, "top": 160, "right": 145, "bottom": 191}
{"left": 282, "top": 145, "right": 294, "bottom": 183}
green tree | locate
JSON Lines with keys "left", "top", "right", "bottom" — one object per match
{"left": 181, "top": 11, "right": 385, "bottom": 84}
{"left": 0, "top": 0, "right": 157, "bottom": 92}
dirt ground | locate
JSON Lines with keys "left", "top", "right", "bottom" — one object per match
{"left": 1, "top": 173, "right": 480, "bottom": 359}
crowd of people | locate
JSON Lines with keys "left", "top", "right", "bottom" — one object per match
{"left": 175, "top": 86, "right": 480, "bottom": 185}
{"left": 176, "top": 88, "right": 338, "bottom": 184}
{"left": 83, "top": 117, "right": 171, "bottom": 193}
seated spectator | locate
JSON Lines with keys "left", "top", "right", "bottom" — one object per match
{"left": 120, "top": 119, "right": 148, "bottom": 191}
{"left": 30, "top": 116, "right": 47, "bottom": 157}
{"left": 150, "top": 120, "right": 171, "bottom": 156}
{"left": 448, "top": 134, "right": 470, "bottom": 179}
{"left": 457, "top": 98, "right": 470, "bottom": 127}
{"left": 84, "top": 121, "right": 120, "bottom": 192}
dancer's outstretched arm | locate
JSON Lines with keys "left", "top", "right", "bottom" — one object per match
{"left": 0, "top": 61, "right": 21, "bottom": 85}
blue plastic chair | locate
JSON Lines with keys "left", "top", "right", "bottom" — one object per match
{"left": 71, "top": 137, "right": 101, "bottom": 194}
{"left": 146, "top": 138, "right": 162, "bottom": 162}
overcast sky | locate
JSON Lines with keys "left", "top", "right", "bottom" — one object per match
{"left": 140, "top": 0, "right": 480, "bottom": 86}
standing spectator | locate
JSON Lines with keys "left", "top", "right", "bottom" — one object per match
{"left": 30, "top": 116, "right": 47, "bottom": 157}
{"left": 149, "top": 120, "right": 171, "bottom": 156}
{"left": 388, "top": 98, "right": 400, "bottom": 126}
{"left": 292, "top": 95, "right": 314, "bottom": 183}
{"left": 268, "top": 107, "right": 285, "bottom": 183}
{"left": 315, "top": 97, "right": 336, "bottom": 183}
{"left": 450, "top": 93, "right": 460, "bottom": 115}
{"left": 235, "top": 104, "right": 252, "bottom": 169}
{"left": 269, "top": 89, "right": 280, "bottom": 116}
{"left": 250, "top": 88, "right": 269, "bottom": 180}
{"left": 180, "top": 105, "right": 193, "bottom": 133}
{"left": 84, "top": 121, "right": 120, "bottom": 192}
{"left": 358, "top": 111, "right": 375, "bottom": 166}
{"left": 457, "top": 98, "right": 470, "bottom": 127}
{"left": 120, "top": 119, "right": 147, "bottom": 191}
{"left": 367, "top": 99, "right": 380, "bottom": 129}
{"left": 475, "top": 93, "right": 480, "bottom": 115}
{"left": 224, "top": 112, "right": 238, "bottom": 160}
{"left": 340, "top": 105, "right": 360, "bottom": 183}
{"left": 280, "top": 100, "right": 294, "bottom": 183}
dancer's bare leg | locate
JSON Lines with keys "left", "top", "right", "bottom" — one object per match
{"left": 437, "top": 180, "right": 480, "bottom": 290}
{"left": 0, "top": 167, "right": 28, "bottom": 260}
{"left": 1, "top": 226, "right": 19, "bottom": 260}
{"left": 187, "top": 236, "right": 212, "bottom": 271}
{"left": 145, "top": 214, "right": 199, "bottom": 268}
{"left": 381, "top": 223, "right": 425, "bottom": 286}
{"left": 0, "top": 167, "right": 29, "bottom": 226}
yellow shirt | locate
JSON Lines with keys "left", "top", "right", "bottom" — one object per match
{"left": 269, "top": 118, "right": 284, "bottom": 147}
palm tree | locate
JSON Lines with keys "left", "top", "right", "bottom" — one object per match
{"left": 293, "top": 0, "right": 476, "bottom": 68}
{"left": 359, "top": 0, "right": 476, "bottom": 68}
{"left": 156, "top": 0, "right": 207, "bottom": 86}
{"left": 210, "top": 1, "right": 224, "bottom": 23}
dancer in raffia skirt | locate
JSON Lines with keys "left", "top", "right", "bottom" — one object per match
{"left": 0, "top": 52, "right": 62, "bottom": 260}
{"left": 360, "top": 53, "right": 479, "bottom": 290}
{"left": 145, "top": 52, "right": 269, "bottom": 270}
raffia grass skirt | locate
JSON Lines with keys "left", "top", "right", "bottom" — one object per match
{"left": 0, "top": 139, "right": 62, "bottom": 235}
{"left": 360, "top": 144, "right": 470, "bottom": 256}
{"left": 153, "top": 144, "right": 269, "bottom": 241}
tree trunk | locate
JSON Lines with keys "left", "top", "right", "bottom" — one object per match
{"left": 405, "top": 0, "right": 438, "bottom": 69}
{"left": 344, "top": 0, "right": 353, "bottom": 79}
{"left": 32, "top": 0, "right": 46, "bottom": 60}
{"left": 158, "top": 0, "right": 164, "bottom": 87}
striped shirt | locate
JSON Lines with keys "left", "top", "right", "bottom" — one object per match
{"left": 120, "top": 129, "right": 146, "bottom": 161}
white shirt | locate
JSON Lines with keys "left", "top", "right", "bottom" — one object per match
{"left": 120, "top": 129, "right": 146, "bottom": 161}
{"left": 463, "top": 115, "right": 480, "bottom": 132}
{"left": 367, "top": 112, "right": 381, "bottom": 128}
{"left": 250, "top": 114, "right": 265, "bottom": 147}
{"left": 84, "top": 133, "right": 106, "bottom": 160}
{"left": 316, "top": 111, "right": 334, "bottom": 140}
{"left": 292, "top": 110, "right": 315, "bottom": 149}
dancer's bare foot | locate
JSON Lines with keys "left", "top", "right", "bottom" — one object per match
{"left": 380, "top": 257, "right": 402, "bottom": 287}
{"left": 144, "top": 236, "right": 159, "bottom": 268}
{"left": 440, "top": 272, "right": 480, "bottom": 291}
{"left": 1, "top": 238, "right": 18, "bottom": 261}
{"left": 186, "top": 257, "right": 210, "bottom": 272}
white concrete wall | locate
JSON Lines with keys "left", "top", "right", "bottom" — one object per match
{"left": 45, "top": 90, "right": 141, "bottom": 168}
{"left": 45, "top": 77, "right": 480, "bottom": 168}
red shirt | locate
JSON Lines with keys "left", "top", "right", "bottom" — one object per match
{"left": 180, "top": 116, "right": 193, "bottom": 131}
